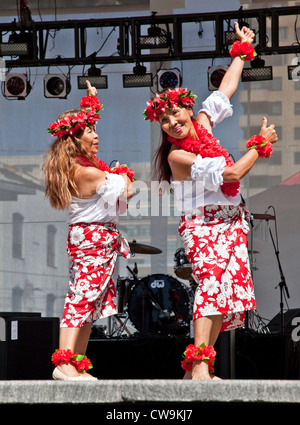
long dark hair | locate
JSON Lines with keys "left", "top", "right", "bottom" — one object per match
{"left": 153, "top": 129, "right": 172, "bottom": 183}
{"left": 152, "top": 105, "right": 195, "bottom": 183}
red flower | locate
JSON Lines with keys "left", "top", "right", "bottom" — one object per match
{"left": 181, "top": 343, "right": 217, "bottom": 373}
{"left": 143, "top": 88, "right": 197, "bottom": 121}
{"left": 111, "top": 164, "right": 135, "bottom": 182}
{"left": 51, "top": 348, "right": 73, "bottom": 366}
{"left": 181, "top": 360, "right": 193, "bottom": 371}
{"left": 247, "top": 135, "right": 273, "bottom": 158}
{"left": 230, "top": 40, "right": 256, "bottom": 61}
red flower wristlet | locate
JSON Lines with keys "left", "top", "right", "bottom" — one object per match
{"left": 229, "top": 40, "right": 257, "bottom": 61}
{"left": 111, "top": 164, "right": 135, "bottom": 182}
{"left": 246, "top": 135, "right": 273, "bottom": 158}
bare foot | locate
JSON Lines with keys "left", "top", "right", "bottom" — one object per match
{"left": 58, "top": 363, "right": 82, "bottom": 378}
{"left": 211, "top": 374, "right": 222, "bottom": 380}
{"left": 191, "top": 360, "right": 211, "bottom": 380}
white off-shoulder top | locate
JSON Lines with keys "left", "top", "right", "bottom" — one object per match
{"left": 172, "top": 91, "right": 241, "bottom": 213}
{"left": 67, "top": 172, "right": 125, "bottom": 224}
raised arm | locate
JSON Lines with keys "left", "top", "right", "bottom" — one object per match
{"left": 218, "top": 22, "right": 255, "bottom": 100}
{"left": 196, "top": 22, "right": 255, "bottom": 133}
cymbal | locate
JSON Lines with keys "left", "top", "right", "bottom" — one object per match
{"left": 129, "top": 240, "right": 162, "bottom": 255}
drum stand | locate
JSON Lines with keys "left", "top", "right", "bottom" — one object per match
{"left": 107, "top": 313, "right": 132, "bottom": 337}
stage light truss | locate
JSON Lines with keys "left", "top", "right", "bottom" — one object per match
{"left": 0, "top": 5, "right": 299, "bottom": 69}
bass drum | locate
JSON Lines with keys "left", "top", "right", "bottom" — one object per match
{"left": 127, "top": 274, "right": 191, "bottom": 336}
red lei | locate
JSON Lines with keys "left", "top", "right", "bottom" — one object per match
{"left": 167, "top": 121, "right": 240, "bottom": 197}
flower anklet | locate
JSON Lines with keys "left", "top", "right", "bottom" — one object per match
{"left": 181, "top": 343, "right": 216, "bottom": 373}
{"left": 51, "top": 348, "right": 93, "bottom": 373}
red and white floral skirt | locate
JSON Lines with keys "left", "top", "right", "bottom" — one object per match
{"left": 178, "top": 204, "right": 256, "bottom": 332}
{"left": 60, "top": 222, "right": 130, "bottom": 328}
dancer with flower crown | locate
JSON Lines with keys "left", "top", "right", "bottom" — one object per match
{"left": 43, "top": 81, "right": 134, "bottom": 380}
{"left": 144, "top": 23, "right": 278, "bottom": 380}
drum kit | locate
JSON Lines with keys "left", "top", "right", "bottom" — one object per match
{"left": 113, "top": 240, "right": 195, "bottom": 338}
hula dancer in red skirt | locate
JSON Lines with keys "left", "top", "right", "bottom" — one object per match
{"left": 44, "top": 81, "right": 134, "bottom": 380}
{"left": 144, "top": 23, "right": 278, "bottom": 379}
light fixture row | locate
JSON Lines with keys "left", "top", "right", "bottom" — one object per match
{"left": 1, "top": 66, "right": 182, "bottom": 99}
{"left": 3, "top": 62, "right": 299, "bottom": 99}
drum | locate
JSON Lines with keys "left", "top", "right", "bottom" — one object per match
{"left": 116, "top": 276, "right": 137, "bottom": 313}
{"left": 174, "top": 247, "right": 192, "bottom": 280}
{"left": 127, "top": 274, "right": 191, "bottom": 335}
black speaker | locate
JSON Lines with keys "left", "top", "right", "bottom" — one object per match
{"left": 235, "top": 329, "right": 300, "bottom": 379}
{"left": 0, "top": 313, "right": 59, "bottom": 380}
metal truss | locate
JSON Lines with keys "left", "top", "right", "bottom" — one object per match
{"left": 1, "top": 5, "right": 300, "bottom": 69}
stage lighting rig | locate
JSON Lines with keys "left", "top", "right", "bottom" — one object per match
{"left": 44, "top": 74, "right": 71, "bottom": 98}
{"left": 123, "top": 63, "right": 152, "bottom": 88}
{"left": 4, "top": 73, "right": 31, "bottom": 99}
{"left": 78, "top": 65, "right": 108, "bottom": 89}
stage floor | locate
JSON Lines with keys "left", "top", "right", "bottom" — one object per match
{"left": 0, "top": 379, "right": 300, "bottom": 404}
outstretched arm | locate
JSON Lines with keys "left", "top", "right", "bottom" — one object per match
{"left": 196, "top": 22, "right": 255, "bottom": 133}
{"left": 218, "top": 22, "right": 255, "bottom": 100}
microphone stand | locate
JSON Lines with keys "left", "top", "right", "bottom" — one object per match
{"left": 267, "top": 206, "right": 290, "bottom": 335}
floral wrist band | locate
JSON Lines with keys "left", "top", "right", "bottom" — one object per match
{"left": 51, "top": 348, "right": 93, "bottom": 373}
{"left": 246, "top": 135, "right": 273, "bottom": 158}
{"left": 111, "top": 164, "right": 135, "bottom": 182}
{"left": 229, "top": 40, "right": 257, "bottom": 61}
{"left": 181, "top": 343, "right": 216, "bottom": 373}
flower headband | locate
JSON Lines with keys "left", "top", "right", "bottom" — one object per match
{"left": 143, "top": 88, "right": 197, "bottom": 122}
{"left": 47, "top": 94, "right": 103, "bottom": 138}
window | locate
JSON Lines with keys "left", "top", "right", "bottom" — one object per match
{"left": 12, "top": 213, "right": 24, "bottom": 259}
{"left": 47, "top": 225, "right": 57, "bottom": 267}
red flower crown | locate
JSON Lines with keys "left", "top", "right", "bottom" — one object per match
{"left": 47, "top": 94, "right": 103, "bottom": 138}
{"left": 143, "top": 88, "right": 197, "bottom": 122}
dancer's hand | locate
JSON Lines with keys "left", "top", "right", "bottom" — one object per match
{"left": 259, "top": 117, "right": 278, "bottom": 144}
{"left": 86, "top": 79, "right": 97, "bottom": 96}
{"left": 234, "top": 21, "right": 255, "bottom": 44}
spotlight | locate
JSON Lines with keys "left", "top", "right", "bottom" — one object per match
{"left": 207, "top": 66, "right": 228, "bottom": 91}
{"left": 0, "top": 42, "right": 29, "bottom": 56}
{"left": 44, "top": 74, "right": 71, "bottom": 98}
{"left": 242, "top": 58, "right": 273, "bottom": 83}
{"left": 288, "top": 57, "right": 300, "bottom": 80}
{"left": 288, "top": 65, "right": 300, "bottom": 81}
{"left": 0, "top": 30, "right": 35, "bottom": 58}
{"left": 139, "top": 12, "right": 172, "bottom": 49}
{"left": 123, "top": 64, "right": 153, "bottom": 88}
{"left": 157, "top": 68, "right": 182, "bottom": 92}
{"left": 4, "top": 73, "right": 31, "bottom": 99}
{"left": 77, "top": 65, "right": 108, "bottom": 89}
{"left": 139, "top": 25, "right": 171, "bottom": 49}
